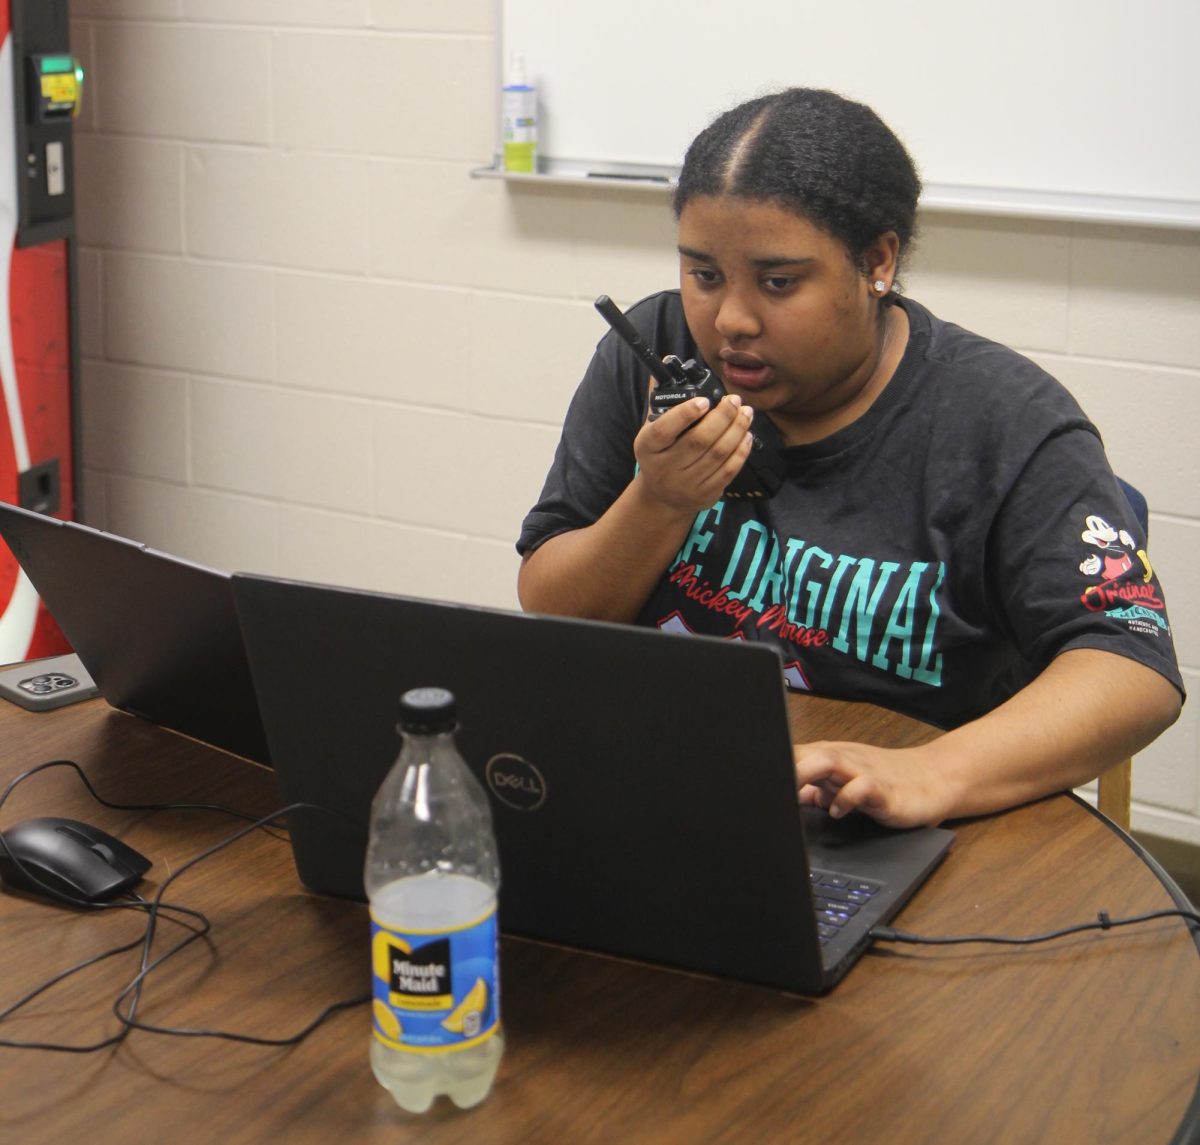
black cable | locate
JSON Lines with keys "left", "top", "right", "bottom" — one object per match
{"left": 871, "top": 906, "right": 1200, "bottom": 946}
{"left": 0, "top": 760, "right": 221, "bottom": 1050}
{"left": 0, "top": 761, "right": 368, "bottom": 1053}
{"left": 0, "top": 895, "right": 211, "bottom": 1052}
{"left": 0, "top": 894, "right": 208, "bottom": 1021}
{"left": 109, "top": 804, "right": 370, "bottom": 1046}
{"left": 0, "top": 759, "right": 290, "bottom": 833}
{"left": 116, "top": 991, "right": 371, "bottom": 1046}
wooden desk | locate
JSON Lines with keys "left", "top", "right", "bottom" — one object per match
{"left": 0, "top": 696, "right": 1196, "bottom": 1145}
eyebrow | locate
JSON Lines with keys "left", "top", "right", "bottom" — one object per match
{"left": 677, "top": 244, "right": 816, "bottom": 270}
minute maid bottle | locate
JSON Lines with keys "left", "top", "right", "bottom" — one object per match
{"left": 365, "top": 687, "right": 503, "bottom": 1113}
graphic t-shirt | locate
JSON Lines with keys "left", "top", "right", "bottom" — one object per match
{"left": 517, "top": 291, "right": 1183, "bottom": 730}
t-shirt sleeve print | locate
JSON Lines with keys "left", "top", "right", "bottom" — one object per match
{"left": 1077, "top": 513, "right": 1169, "bottom": 638}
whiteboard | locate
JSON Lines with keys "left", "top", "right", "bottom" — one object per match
{"left": 495, "top": 0, "right": 1200, "bottom": 228}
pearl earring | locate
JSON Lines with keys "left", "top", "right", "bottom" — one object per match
{"left": 873, "top": 279, "right": 888, "bottom": 295}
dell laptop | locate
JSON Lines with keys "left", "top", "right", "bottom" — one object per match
{"left": 230, "top": 571, "right": 953, "bottom": 994}
{"left": 0, "top": 501, "right": 271, "bottom": 766}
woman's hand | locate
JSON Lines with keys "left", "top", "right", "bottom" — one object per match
{"left": 794, "top": 651, "right": 1181, "bottom": 829}
{"left": 632, "top": 392, "right": 755, "bottom": 514}
{"left": 518, "top": 389, "right": 755, "bottom": 624}
{"left": 793, "top": 741, "right": 957, "bottom": 829}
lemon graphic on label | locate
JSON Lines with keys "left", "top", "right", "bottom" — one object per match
{"left": 373, "top": 1000, "right": 402, "bottom": 1041}
{"left": 441, "top": 977, "right": 487, "bottom": 1034}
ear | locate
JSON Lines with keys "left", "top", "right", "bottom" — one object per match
{"left": 863, "top": 231, "right": 901, "bottom": 294}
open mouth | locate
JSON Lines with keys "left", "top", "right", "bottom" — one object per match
{"left": 720, "top": 357, "right": 773, "bottom": 390}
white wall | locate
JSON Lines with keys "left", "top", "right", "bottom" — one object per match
{"left": 68, "top": 2, "right": 1199, "bottom": 844}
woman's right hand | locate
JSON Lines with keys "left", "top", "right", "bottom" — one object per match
{"left": 632, "top": 393, "right": 756, "bottom": 514}
{"left": 518, "top": 389, "right": 755, "bottom": 622}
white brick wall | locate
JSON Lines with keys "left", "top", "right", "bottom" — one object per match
{"left": 69, "top": 4, "right": 1200, "bottom": 844}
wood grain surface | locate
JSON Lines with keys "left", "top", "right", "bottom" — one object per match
{"left": 0, "top": 696, "right": 1196, "bottom": 1145}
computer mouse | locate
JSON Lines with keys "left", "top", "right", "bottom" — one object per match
{"left": 0, "top": 816, "right": 152, "bottom": 904}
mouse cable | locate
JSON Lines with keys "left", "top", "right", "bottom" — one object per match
{"left": 0, "top": 895, "right": 210, "bottom": 1053}
{"left": 1, "top": 805, "right": 365, "bottom": 1051}
{"left": 0, "top": 755, "right": 272, "bottom": 954}
{"left": 0, "top": 759, "right": 289, "bottom": 835}
{"left": 109, "top": 801, "right": 370, "bottom": 1046}
{"left": 0, "top": 759, "right": 220, "bottom": 1046}
{"left": 1, "top": 895, "right": 208, "bottom": 1020}
{"left": 0, "top": 760, "right": 364, "bottom": 1052}
{"left": 870, "top": 906, "right": 1200, "bottom": 947}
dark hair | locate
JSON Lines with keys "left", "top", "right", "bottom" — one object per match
{"left": 674, "top": 88, "right": 922, "bottom": 277}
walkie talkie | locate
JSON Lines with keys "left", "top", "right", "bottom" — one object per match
{"left": 594, "top": 295, "right": 784, "bottom": 501}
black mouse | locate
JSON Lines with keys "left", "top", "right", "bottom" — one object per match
{"left": 0, "top": 817, "right": 152, "bottom": 904}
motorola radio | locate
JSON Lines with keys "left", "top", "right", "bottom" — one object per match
{"left": 594, "top": 295, "right": 784, "bottom": 501}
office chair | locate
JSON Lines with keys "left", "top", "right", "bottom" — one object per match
{"left": 1094, "top": 477, "right": 1148, "bottom": 831}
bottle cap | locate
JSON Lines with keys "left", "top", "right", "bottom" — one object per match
{"left": 398, "top": 687, "right": 457, "bottom": 733}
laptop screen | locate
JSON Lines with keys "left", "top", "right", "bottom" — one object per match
{"left": 0, "top": 502, "right": 271, "bottom": 766}
{"left": 229, "top": 571, "right": 844, "bottom": 990}
{"left": 225, "top": 565, "right": 950, "bottom": 999}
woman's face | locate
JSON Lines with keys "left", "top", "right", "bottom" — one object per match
{"left": 677, "top": 195, "right": 896, "bottom": 440}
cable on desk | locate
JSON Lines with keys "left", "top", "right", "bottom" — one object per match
{"left": 110, "top": 805, "right": 371, "bottom": 1046}
{"left": 0, "top": 896, "right": 207, "bottom": 1021}
{"left": 0, "top": 760, "right": 369, "bottom": 1053}
{"left": 870, "top": 907, "right": 1200, "bottom": 947}
{"left": 1, "top": 758, "right": 290, "bottom": 835}
{"left": 0, "top": 895, "right": 210, "bottom": 1052}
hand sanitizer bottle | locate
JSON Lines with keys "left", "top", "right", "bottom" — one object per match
{"left": 502, "top": 52, "right": 537, "bottom": 173}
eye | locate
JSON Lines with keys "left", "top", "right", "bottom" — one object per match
{"left": 761, "top": 274, "right": 798, "bottom": 293}
{"left": 685, "top": 266, "right": 722, "bottom": 288}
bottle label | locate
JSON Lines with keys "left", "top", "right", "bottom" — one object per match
{"left": 370, "top": 907, "right": 500, "bottom": 1053}
{"left": 502, "top": 87, "right": 537, "bottom": 173}
{"left": 503, "top": 141, "right": 536, "bottom": 173}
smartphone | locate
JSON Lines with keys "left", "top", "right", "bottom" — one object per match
{"left": 0, "top": 653, "right": 100, "bottom": 711}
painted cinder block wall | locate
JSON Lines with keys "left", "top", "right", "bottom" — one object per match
{"left": 68, "top": 1, "right": 1199, "bottom": 843}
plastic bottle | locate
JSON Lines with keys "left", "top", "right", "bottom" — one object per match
{"left": 365, "top": 687, "right": 503, "bottom": 1114}
{"left": 501, "top": 52, "right": 537, "bottom": 173}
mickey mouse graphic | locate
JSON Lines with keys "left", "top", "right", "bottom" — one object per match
{"left": 1078, "top": 515, "right": 1136, "bottom": 581}
{"left": 1076, "top": 511, "right": 1166, "bottom": 625}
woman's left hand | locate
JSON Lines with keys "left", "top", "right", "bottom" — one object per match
{"left": 793, "top": 741, "right": 954, "bottom": 829}
{"left": 795, "top": 652, "right": 1181, "bottom": 831}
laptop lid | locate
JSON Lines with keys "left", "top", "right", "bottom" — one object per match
{"left": 232, "top": 572, "right": 952, "bottom": 994}
{"left": 0, "top": 502, "right": 271, "bottom": 766}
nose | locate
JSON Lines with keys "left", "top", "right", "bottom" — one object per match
{"left": 714, "top": 288, "right": 761, "bottom": 342}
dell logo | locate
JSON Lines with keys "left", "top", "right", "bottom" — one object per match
{"left": 485, "top": 754, "right": 546, "bottom": 811}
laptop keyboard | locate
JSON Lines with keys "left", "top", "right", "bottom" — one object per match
{"left": 810, "top": 869, "right": 883, "bottom": 944}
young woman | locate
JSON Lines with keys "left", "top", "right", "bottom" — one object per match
{"left": 516, "top": 88, "right": 1183, "bottom": 829}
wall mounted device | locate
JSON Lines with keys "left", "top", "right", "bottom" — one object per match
{"left": 1, "top": 0, "right": 81, "bottom": 662}
{"left": 15, "top": 25, "right": 83, "bottom": 242}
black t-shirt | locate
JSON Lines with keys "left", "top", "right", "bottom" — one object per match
{"left": 518, "top": 290, "right": 1183, "bottom": 730}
